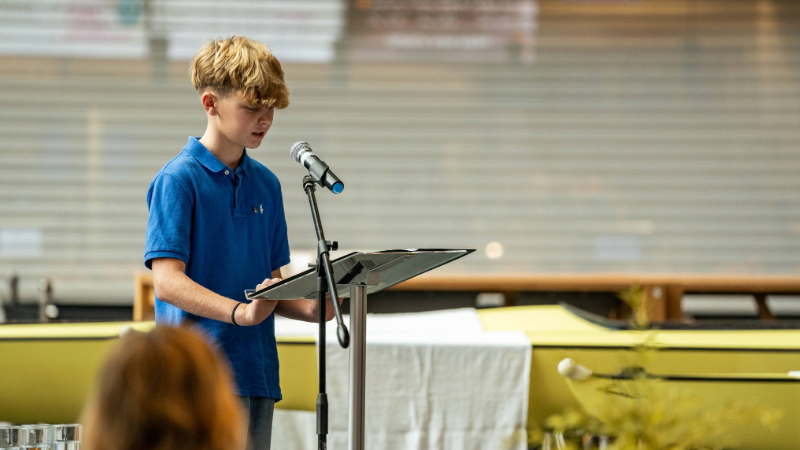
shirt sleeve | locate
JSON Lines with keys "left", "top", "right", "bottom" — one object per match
{"left": 271, "top": 185, "right": 291, "bottom": 271}
{"left": 144, "top": 173, "right": 193, "bottom": 269}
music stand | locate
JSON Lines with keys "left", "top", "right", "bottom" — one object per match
{"left": 248, "top": 249, "right": 473, "bottom": 450}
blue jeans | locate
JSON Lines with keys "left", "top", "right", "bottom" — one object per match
{"left": 239, "top": 396, "right": 276, "bottom": 450}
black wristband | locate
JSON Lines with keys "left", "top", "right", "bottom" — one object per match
{"left": 231, "top": 302, "right": 242, "bottom": 326}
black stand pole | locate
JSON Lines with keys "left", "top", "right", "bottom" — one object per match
{"left": 303, "top": 175, "right": 349, "bottom": 450}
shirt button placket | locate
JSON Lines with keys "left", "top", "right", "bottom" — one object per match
{"left": 234, "top": 174, "right": 244, "bottom": 216}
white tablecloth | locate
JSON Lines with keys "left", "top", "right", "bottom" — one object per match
{"left": 274, "top": 308, "right": 531, "bottom": 450}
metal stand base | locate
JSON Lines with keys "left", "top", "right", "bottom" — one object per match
{"left": 348, "top": 284, "right": 367, "bottom": 450}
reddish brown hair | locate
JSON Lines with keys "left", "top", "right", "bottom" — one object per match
{"left": 81, "top": 326, "right": 244, "bottom": 450}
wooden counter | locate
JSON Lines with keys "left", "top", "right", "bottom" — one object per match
{"left": 134, "top": 272, "right": 800, "bottom": 322}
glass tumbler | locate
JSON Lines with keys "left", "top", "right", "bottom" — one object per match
{"left": 51, "top": 424, "right": 81, "bottom": 450}
{"left": 18, "top": 425, "right": 48, "bottom": 449}
{"left": 0, "top": 425, "right": 20, "bottom": 450}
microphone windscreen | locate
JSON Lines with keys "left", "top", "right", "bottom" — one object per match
{"left": 290, "top": 141, "right": 311, "bottom": 163}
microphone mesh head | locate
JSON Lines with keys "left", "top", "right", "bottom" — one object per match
{"left": 290, "top": 141, "right": 311, "bottom": 162}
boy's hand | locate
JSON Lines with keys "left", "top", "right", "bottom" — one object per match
{"left": 235, "top": 278, "right": 281, "bottom": 326}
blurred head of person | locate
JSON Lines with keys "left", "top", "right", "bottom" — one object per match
{"left": 81, "top": 325, "right": 244, "bottom": 450}
{"left": 190, "top": 35, "right": 289, "bottom": 151}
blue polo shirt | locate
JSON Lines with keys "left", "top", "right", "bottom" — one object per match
{"left": 144, "top": 137, "right": 291, "bottom": 399}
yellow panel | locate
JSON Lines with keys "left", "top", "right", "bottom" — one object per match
{"left": 0, "top": 322, "right": 155, "bottom": 423}
{"left": 654, "top": 330, "right": 800, "bottom": 350}
{"left": 276, "top": 342, "right": 317, "bottom": 411}
{"left": 526, "top": 348, "right": 630, "bottom": 424}
{"left": 478, "top": 305, "right": 607, "bottom": 332}
{"left": 479, "top": 305, "right": 800, "bottom": 350}
{"left": 0, "top": 339, "right": 118, "bottom": 423}
{"left": 479, "top": 306, "right": 800, "bottom": 433}
{"left": 527, "top": 346, "right": 800, "bottom": 427}
{"left": 6, "top": 306, "right": 800, "bottom": 428}
{"left": 566, "top": 375, "right": 800, "bottom": 450}
{"left": 0, "top": 321, "right": 154, "bottom": 339}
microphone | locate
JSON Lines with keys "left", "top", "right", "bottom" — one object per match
{"left": 290, "top": 141, "right": 344, "bottom": 194}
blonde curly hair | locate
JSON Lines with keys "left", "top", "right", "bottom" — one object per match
{"left": 191, "top": 36, "right": 289, "bottom": 109}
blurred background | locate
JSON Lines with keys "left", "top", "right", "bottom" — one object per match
{"left": 0, "top": 0, "right": 798, "bottom": 314}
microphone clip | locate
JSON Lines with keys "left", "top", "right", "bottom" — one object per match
{"left": 303, "top": 175, "right": 316, "bottom": 191}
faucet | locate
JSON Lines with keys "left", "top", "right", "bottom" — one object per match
{"left": 7, "top": 270, "right": 18, "bottom": 305}
{"left": 0, "top": 270, "right": 18, "bottom": 324}
{"left": 38, "top": 277, "right": 58, "bottom": 323}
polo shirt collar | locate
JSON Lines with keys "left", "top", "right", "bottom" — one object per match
{"left": 184, "top": 137, "right": 251, "bottom": 175}
{"left": 239, "top": 150, "right": 252, "bottom": 176}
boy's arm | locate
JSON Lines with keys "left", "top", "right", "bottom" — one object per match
{"left": 272, "top": 268, "right": 341, "bottom": 323}
{"left": 151, "top": 257, "right": 278, "bottom": 327}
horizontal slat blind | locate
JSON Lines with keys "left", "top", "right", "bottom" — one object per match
{"left": 0, "top": 0, "right": 799, "bottom": 304}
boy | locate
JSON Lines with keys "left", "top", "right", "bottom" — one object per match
{"left": 144, "top": 36, "right": 338, "bottom": 450}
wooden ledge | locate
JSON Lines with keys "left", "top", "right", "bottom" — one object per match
{"left": 388, "top": 273, "right": 800, "bottom": 294}
{"left": 133, "top": 272, "right": 800, "bottom": 322}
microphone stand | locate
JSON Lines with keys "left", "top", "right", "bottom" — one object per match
{"left": 303, "top": 175, "right": 349, "bottom": 450}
